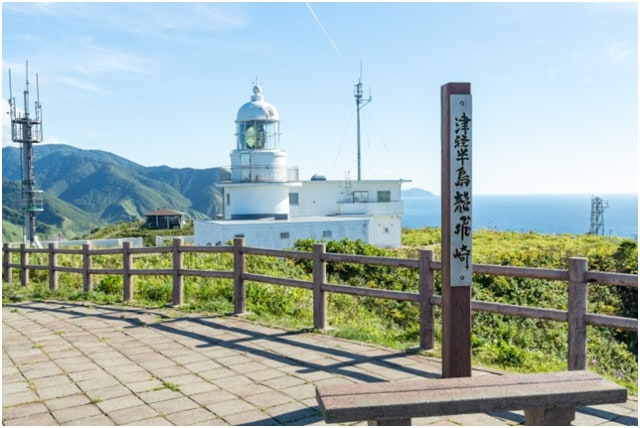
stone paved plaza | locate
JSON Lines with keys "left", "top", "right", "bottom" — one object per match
{"left": 2, "top": 301, "right": 637, "bottom": 425}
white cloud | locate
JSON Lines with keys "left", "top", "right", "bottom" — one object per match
{"left": 55, "top": 76, "right": 107, "bottom": 94}
{"left": 607, "top": 42, "right": 634, "bottom": 61}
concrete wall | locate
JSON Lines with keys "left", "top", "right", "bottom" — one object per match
{"left": 195, "top": 218, "right": 369, "bottom": 249}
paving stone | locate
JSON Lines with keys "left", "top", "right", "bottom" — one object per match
{"left": 36, "top": 381, "right": 81, "bottom": 400}
{"left": 75, "top": 374, "right": 121, "bottom": 391}
{"left": 191, "top": 417, "right": 230, "bottom": 426}
{"left": 123, "top": 416, "right": 173, "bottom": 426}
{"left": 178, "top": 380, "right": 218, "bottom": 395}
{"left": 199, "top": 366, "right": 236, "bottom": 381}
{"left": 112, "top": 368, "right": 153, "bottom": 383}
{"left": 149, "top": 396, "right": 200, "bottom": 414}
{"left": 182, "top": 359, "right": 222, "bottom": 373}
{"left": 190, "top": 389, "right": 237, "bottom": 406}
{"left": 149, "top": 363, "right": 191, "bottom": 378}
{"left": 281, "top": 382, "right": 317, "bottom": 400}
{"left": 2, "top": 380, "right": 32, "bottom": 394}
{"left": 127, "top": 378, "right": 165, "bottom": 393}
{"left": 83, "top": 383, "right": 134, "bottom": 401}
{"left": 137, "top": 387, "right": 183, "bottom": 404}
{"left": 244, "top": 390, "right": 294, "bottom": 408}
{"left": 161, "top": 372, "right": 204, "bottom": 387}
{"left": 108, "top": 404, "right": 160, "bottom": 425}
{"left": 67, "top": 367, "right": 105, "bottom": 381}
{"left": 51, "top": 403, "right": 102, "bottom": 423}
{"left": 31, "top": 373, "right": 72, "bottom": 389}
{"left": 1, "top": 401, "right": 49, "bottom": 421}
{"left": 45, "top": 393, "right": 91, "bottom": 411}
{"left": 20, "top": 361, "right": 63, "bottom": 379}
{"left": 4, "top": 411, "right": 59, "bottom": 426}
{"left": 228, "top": 383, "right": 273, "bottom": 398}
{"left": 60, "top": 414, "right": 115, "bottom": 426}
{"left": 206, "top": 397, "right": 258, "bottom": 417}
{"left": 2, "top": 368, "right": 24, "bottom": 383}
{"left": 2, "top": 390, "right": 38, "bottom": 406}
{"left": 247, "top": 367, "right": 288, "bottom": 382}
{"left": 164, "top": 407, "right": 219, "bottom": 425}
{"left": 96, "top": 395, "right": 144, "bottom": 413}
{"left": 225, "top": 408, "right": 275, "bottom": 425}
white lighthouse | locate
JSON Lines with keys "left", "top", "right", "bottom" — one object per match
{"left": 223, "top": 84, "right": 299, "bottom": 221}
{"left": 195, "top": 83, "right": 408, "bottom": 249}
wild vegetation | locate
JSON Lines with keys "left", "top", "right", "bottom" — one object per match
{"left": 3, "top": 226, "right": 637, "bottom": 393}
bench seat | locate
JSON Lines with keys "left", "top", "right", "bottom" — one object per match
{"left": 315, "top": 370, "right": 627, "bottom": 425}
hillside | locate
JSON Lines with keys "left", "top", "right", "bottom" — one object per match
{"left": 3, "top": 144, "right": 435, "bottom": 243}
{"left": 2, "top": 144, "right": 229, "bottom": 241}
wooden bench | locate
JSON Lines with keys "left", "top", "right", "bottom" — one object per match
{"left": 315, "top": 370, "right": 627, "bottom": 426}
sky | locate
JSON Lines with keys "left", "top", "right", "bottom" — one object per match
{"left": 2, "top": 1, "right": 638, "bottom": 195}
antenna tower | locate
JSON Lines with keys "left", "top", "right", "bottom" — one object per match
{"left": 354, "top": 62, "right": 371, "bottom": 181}
{"left": 8, "top": 62, "right": 44, "bottom": 248}
{"left": 588, "top": 195, "right": 608, "bottom": 236}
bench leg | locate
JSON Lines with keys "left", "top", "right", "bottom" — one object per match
{"left": 368, "top": 419, "right": 411, "bottom": 426}
{"left": 524, "top": 407, "right": 575, "bottom": 425}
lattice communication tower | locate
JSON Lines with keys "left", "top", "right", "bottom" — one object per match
{"left": 8, "top": 62, "right": 44, "bottom": 248}
{"left": 588, "top": 195, "right": 608, "bottom": 236}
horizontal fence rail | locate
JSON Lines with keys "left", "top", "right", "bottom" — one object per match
{"left": 3, "top": 238, "right": 638, "bottom": 371}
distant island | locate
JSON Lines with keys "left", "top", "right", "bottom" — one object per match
{"left": 402, "top": 188, "right": 435, "bottom": 198}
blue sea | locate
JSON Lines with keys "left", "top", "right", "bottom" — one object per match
{"left": 402, "top": 194, "right": 638, "bottom": 240}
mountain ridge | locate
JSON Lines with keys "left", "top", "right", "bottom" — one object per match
{"left": 2, "top": 144, "right": 228, "bottom": 241}
{"left": 3, "top": 143, "right": 432, "bottom": 242}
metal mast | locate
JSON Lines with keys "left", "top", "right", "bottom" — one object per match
{"left": 8, "top": 62, "right": 44, "bottom": 248}
{"left": 588, "top": 195, "right": 608, "bottom": 236}
{"left": 353, "top": 63, "right": 371, "bottom": 181}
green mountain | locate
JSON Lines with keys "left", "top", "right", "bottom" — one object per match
{"left": 2, "top": 144, "right": 229, "bottom": 241}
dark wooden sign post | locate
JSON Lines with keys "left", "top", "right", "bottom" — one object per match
{"left": 441, "top": 82, "right": 472, "bottom": 378}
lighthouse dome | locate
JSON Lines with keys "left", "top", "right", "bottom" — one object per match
{"left": 236, "top": 85, "right": 279, "bottom": 122}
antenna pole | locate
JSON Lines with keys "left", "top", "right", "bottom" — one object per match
{"left": 354, "top": 61, "right": 371, "bottom": 181}
{"left": 9, "top": 61, "right": 44, "bottom": 248}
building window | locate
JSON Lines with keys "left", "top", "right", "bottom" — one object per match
{"left": 226, "top": 193, "right": 231, "bottom": 206}
{"left": 323, "top": 230, "right": 332, "bottom": 239}
{"left": 353, "top": 191, "right": 369, "bottom": 203}
{"left": 234, "top": 234, "right": 244, "bottom": 238}
{"left": 377, "top": 190, "right": 391, "bottom": 202}
{"left": 280, "top": 232, "right": 290, "bottom": 239}
{"left": 289, "top": 192, "right": 299, "bottom": 206}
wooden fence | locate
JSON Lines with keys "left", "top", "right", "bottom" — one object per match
{"left": 3, "top": 238, "right": 637, "bottom": 371}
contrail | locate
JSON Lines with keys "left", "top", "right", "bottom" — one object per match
{"left": 305, "top": 2, "right": 342, "bottom": 59}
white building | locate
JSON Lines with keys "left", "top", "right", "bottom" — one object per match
{"left": 195, "top": 85, "right": 407, "bottom": 249}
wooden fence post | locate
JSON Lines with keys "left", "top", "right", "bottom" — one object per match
{"left": 49, "top": 243, "right": 58, "bottom": 290}
{"left": 20, "top": 243, "right": 29, "bottom": 287}
{"left": 313, "top": 243, "right": 327, "bottom": 330}
{"left": 233, "top": 237, "right": 246, "bottom": 315}
{"left": 419, "top": 249, "right": 435, "bottom": 350}
{"left": 172, "top": 238, "right": 184, "bottom": 306}
{"left": 122, "top": 241, "right": 133, "bottom": 302}
{"left": 3, "top": 243, "right": 12, "bottom": 283}
{"left": 568, "top": 257, "right": 588, "bottom": 370}
{"left": 83, "top": 244, "right": 92, "bottom": 292}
